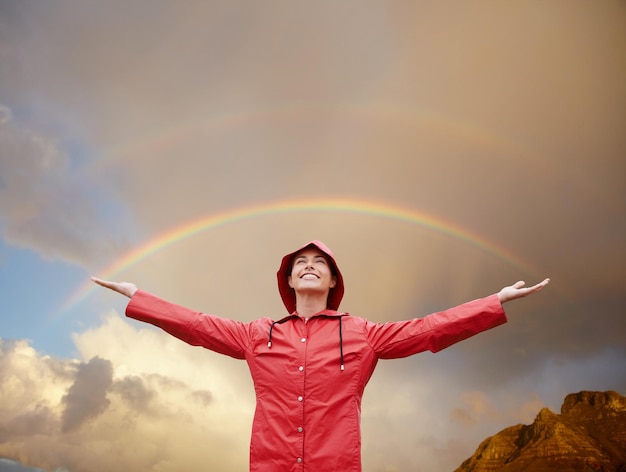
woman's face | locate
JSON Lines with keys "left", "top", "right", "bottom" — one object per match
{"left": 288, "top": 248, "right": 337, "bottom": 295}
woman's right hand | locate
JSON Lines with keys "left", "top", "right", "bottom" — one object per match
{"left": 91, "top": 276, "right": 138, "bottom": 298}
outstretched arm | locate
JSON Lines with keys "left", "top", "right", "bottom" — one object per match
{"left": 91, "top": 276, "right": 138, "bottom": 298}
{"left": 497, "top": 278, "right": 550, "bottom": 304}
{"left": 91, "top": 277, "right": 250, "bottom": 359}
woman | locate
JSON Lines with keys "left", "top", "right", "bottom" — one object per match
{"left": 92, "top": 240, "right": 549, "bottom": 472}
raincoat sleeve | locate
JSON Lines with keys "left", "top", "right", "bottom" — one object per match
{"left": 125, "top": 290, "right": 251, "bottom": 359}
{"left": 366, "top": 293, "right": 507, "bottom": 359}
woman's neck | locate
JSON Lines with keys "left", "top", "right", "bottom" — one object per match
{"left": 294, "top": 292, "right": 328, "bottom": 318}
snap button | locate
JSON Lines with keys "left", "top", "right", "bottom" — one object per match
{"left": 301, "top": 337, "right": 306, "bottom": 343}
{"left": 297, "top": 427, "right": 303, "bottom": 433}
{"left": 297, "top": 396, "right": 303, "bottom": 402}
{"left": 298, "top": 366, "right": 304, "bottom": 372}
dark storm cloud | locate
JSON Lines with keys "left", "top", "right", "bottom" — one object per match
{"left": 61, "top": 356, "right": 113, "bottom": 433}
{"left": 110, "top": 375, "right": 155, "bottom": 413}
{"left": 471, "top": 295, "right": 626, "bottom": 385}
{"left": 110, "top": 372, "right": 214, "bottom": 417}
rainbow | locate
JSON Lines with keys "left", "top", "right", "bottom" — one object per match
{"left": 98, "top": 102, "right": 545, "bottom": 173}
{"left": 57, "top": 197, "right": 540, "bottom": 316}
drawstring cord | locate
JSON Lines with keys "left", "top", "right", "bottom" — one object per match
{"left": 268, "top": 321, "right": 276, "bottom": 348}
{"left": 339, "top": 316, "right": 344, "bottom": 371}
{"left": 267, "top": 317, "right": 293, "bottom": 348}
{"left": 267, "top": 315, "right": 346, "bottom": 371}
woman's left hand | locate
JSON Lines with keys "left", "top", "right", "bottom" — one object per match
{"left": 497, "top": 278, "right": 550, "bottom": 303}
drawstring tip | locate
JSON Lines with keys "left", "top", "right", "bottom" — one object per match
{"left": 267, "top": 341, "right": 272, "bottom": 348}
{"left": 340, "top": 364, "right": 345, "bottom": 371}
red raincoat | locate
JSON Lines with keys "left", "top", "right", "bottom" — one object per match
{"left": 126, "top": 291, "right": 506, "bottom": 471}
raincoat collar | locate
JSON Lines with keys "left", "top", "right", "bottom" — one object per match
{"left": 267, "top": 311, "right": 348, "bottom": 371}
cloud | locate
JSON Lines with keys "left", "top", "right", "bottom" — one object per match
{"left": 4, "top": 406, "right": 56, "bottom": 439}
{"left": 0, "top": 314, "right": 251, "bottom": 472}
{"left": 61, "top": 357, "right": 113, "bottom": 433}
{"left": 0, "top": 340, "right": 67, "bottom": 442}
{"left": 0, "top": 458, "right": 46, "bottom": 472}
{"left": 109, "top": 375, "right": 156, "bottom": 414}
{"left": 0, "top": 106, "right": 131, "bottom": 267}
{"left": 450, "top": 391, "right": 501, "bottom": 426}
{"left": 449, "top": 391, "right": 545, "bottom": 427}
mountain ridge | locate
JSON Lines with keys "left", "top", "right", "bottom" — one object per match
{"left": 454, "top": 390, "right": 626, "bottom": 472}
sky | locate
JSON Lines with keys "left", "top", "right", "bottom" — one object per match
{"left": 0, "top": 1, "right": 624, "bottom": 471}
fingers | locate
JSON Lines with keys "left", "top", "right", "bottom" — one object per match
{"left": 516, "top": 278, "right": 550, "bottom": 293}
{"left": 529, "top": 278, "right": 550, "bottom": 291}
{"left": 91, "top": 276, "right": 106, "bottom": 286}
{"left": 91, "top": 276, "right": 113, "bottom": 289}
{"left": 517, "top": 278, "right": 550, "bottom": 298}
{"left": 498, "top": 278, "right": 550, "bottom": 303}
{"left": 90, "top": 276, "right": 136, "bottom": 298}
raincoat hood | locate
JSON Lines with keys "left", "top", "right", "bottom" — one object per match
{"left": 277, "top": 240, "right": 345, "bottom": 313}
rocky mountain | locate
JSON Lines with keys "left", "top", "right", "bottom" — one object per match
{"left": 454, "top": 390, "right": 626, "bottom": 472}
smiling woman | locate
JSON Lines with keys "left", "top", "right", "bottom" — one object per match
{"left": 89, "top": 237, "right": 548, "bottom": 471}
{"left": 56, "top": 197, "right": 541, "bottom": 318}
